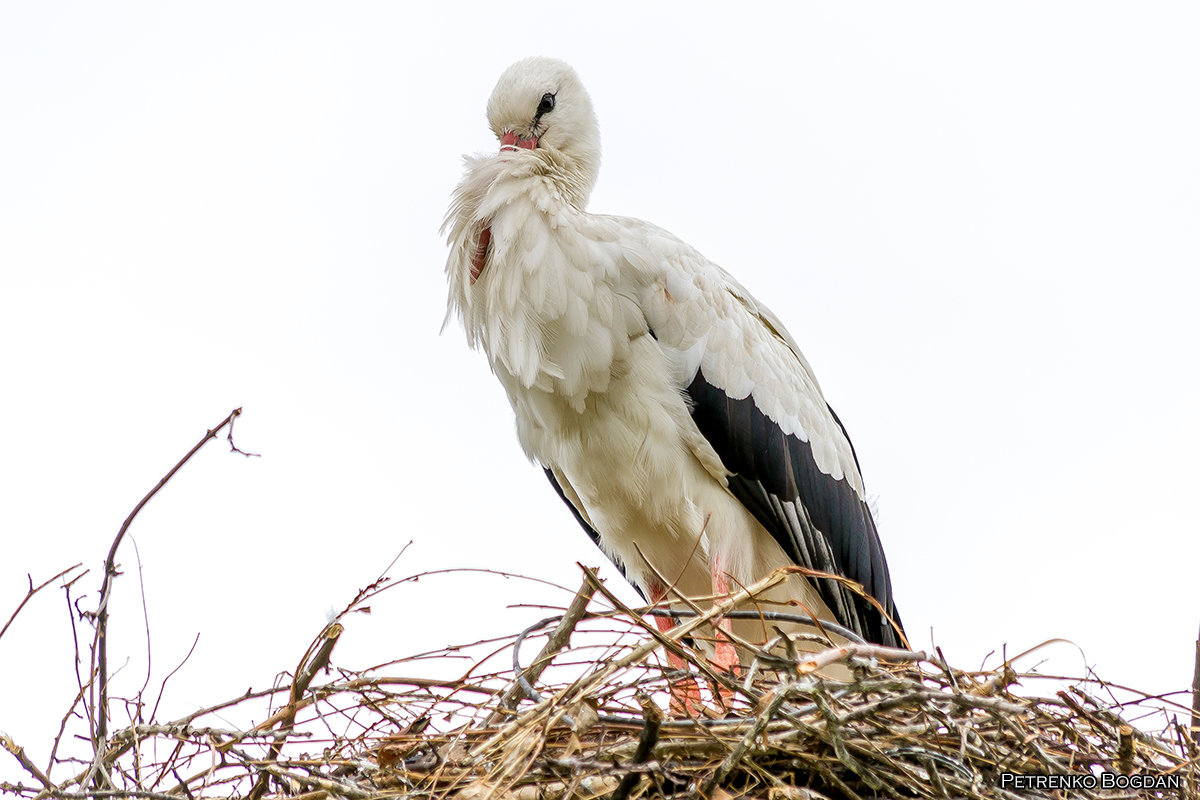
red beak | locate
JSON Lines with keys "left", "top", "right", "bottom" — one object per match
{"left": 500, "top": 131, "right": 538, "bottom": 151}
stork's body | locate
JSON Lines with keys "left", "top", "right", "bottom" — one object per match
{"left": 445, "top": 58, "right": 903, "bottom": 658}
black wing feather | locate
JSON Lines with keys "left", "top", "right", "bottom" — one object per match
{"left": 685, "top": 368, "right": 904, "bottom": 647}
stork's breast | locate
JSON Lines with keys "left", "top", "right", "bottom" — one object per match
{"left": 483, "top": 202, "right": 641, "bottom": 408}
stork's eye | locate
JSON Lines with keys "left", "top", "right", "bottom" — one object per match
{"left": 536, "top": 93, "right": 556, "bottom": 116}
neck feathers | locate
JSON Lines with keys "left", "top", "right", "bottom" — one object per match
{"left": 443, "top": 150, "right": 582, "bottom": 346}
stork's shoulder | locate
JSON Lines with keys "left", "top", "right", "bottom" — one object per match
{"left": 595, "top": 215, "right": 811, "bottom": 351}
{"left": 594, "top": 214, "right": 819, "bottom": 381}
{"left": 591, "top": 213, "right": 860, "bottom": 490}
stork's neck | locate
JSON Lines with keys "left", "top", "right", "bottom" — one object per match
{"left": 537, "top": 146, "right": 598, "bottom": 208}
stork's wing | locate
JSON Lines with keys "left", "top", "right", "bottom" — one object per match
{"left": 685, "top": 367, "right": 903, "bottom": 646}
{"left": 621, "top": 219, "right": 904, "bottom": 647}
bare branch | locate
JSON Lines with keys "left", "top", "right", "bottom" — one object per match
{"left": 88, "top": 408, "right": 250, "bottom": 767}
{"left": 1, "top": 732, "right": 54, "bottom": 791}
{"left": 1192, "top": 621, "right": 1200, "bottom": 758}
{"left": 149, "top": 632, "right": 200, "bottom": 724}
{"left": 225, "top": 407, "right": 260, "bottom": 458}
{"left": 247, "top": 622, "right": 345, "bottom": 800}
{"left": 0, "top": 563, "right": 83, "bottom": 643}
{"left": 489, "top": 573, "right": 596, "bottom": 723}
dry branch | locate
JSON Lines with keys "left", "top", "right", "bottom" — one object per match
{"left": 1192, "top": 622, "right": 1200, "bottom": 757}
{"left": 89, "top": 407, "right": 250, "bottom": 759}
{"left": 0, "top": 563, "right": 84, "bottom": 643}
{"left": 490, "top": 573, "right": 598, "bottom": 723}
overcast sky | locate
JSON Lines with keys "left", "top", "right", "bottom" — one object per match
{"left": 2, "top": 2, "right": 1198, "bottom": 780}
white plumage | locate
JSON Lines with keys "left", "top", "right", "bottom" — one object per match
{"left": 445, "top": 57, "right": 903, "bottom": 656}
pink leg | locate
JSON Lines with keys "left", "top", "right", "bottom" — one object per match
{"left": 650, "top": 583, "right": 703, "bottom": 717}
{"left": 708, "top": 568, "right": 740, "bottom": 711}
{"left": 711, "top": 570, "right": 740, "bottom": 676}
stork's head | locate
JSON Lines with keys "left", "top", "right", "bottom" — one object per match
{"left": 486, "top": 57, "right": 601, "bottom": 206}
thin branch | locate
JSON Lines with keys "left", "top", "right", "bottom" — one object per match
{"left": 225, "top": 408, "right": 260, "bottom": 458}
{"left": 131, "top": 535, "right": 152, "bottom": 722}
{"left": 1191, "top": 621, "right": 1200, "bottom": 758}
{"left": 247, "top": 622, "right": 345, "bottom": 800}
{"left": 88, "top": 408, "right": 249, "bottom": 767}
{"left": 490, "top": 573, "right": 597, "bottom": 723}
{"left": 0, "top": 563, "right": 83, "bottom": 643}
{"left": 149, "top": 632, "right": 200, "bottom": 724}
{"left": 611, "top": 692, "right": 662, "bottom": 800}
{"left": 48, "top": 572, "right": 93, "bottom": 779}
{"left": 1, "top": 732, "right": 54, "bottom": 791}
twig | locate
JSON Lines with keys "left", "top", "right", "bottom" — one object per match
{"left": 1, "top": 732, "right": 54, "bottom": 791}
{"left": 0, "top": 563, "right": 83, "bottom": 642}
{"left": 113, "top": 724, "right": 313, "bottom": 743}
{"left": 88, "top": 407, "right": 248, "bottom": 762}
{"left": 327, "top": 546, "right": 409, "bottom": 624}
{"left": 27, "top": 790, "right": 185, "bottom": 800}
{"left": 812, "top": 686, "right": 883, "bottom": 791}
{"left": 149, "top": 632, "right": 200, "bottom": 724}
{"left": 130, "top": 535, "right": 152, "bottom": 788}
{"left": 247, "top": 622, "right": 344, "bottom": 800}
{"left": 796, "top": 643, "right": 927, "bottom": 676}
{"left": 611, "top": 692, "right": 661, "bottom": 800}
{"left": 253, "top": 763, "right": 369, "bottom": 798}
{"left": 1191, "top": 621, "right": 1200, "bottom": 757}
{"left": 1117, "top": 724, "right": 1134, "bottom": 774}
{"left": 225, "top": 407, "right": 260, "bottom": 457}
{"left": 48, "top": 571, "right": 93, "bottom": 780}
{"left": 701, "top": 680, "right": 793, "bottom": 796}
{"left": 490, "top": 572, "right": 597, "bottom": 723}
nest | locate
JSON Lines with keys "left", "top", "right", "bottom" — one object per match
{"left": 7, "top": 565, "right": 1196, "bottom": 800}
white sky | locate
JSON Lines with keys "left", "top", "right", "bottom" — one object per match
{"left": 2, "top": 2, "right": 1198, "bottom": 781}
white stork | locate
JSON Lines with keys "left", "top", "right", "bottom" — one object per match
{"left": 444, "top": 57, "right": 904, "bottom": 668}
